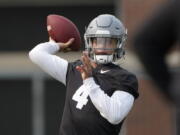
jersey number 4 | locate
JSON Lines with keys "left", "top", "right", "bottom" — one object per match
{"left": 72, "top": 85, "right": 89, "bottom": 109}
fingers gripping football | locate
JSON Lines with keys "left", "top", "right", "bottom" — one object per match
{"left": 49, "top": 37, "right": 75, "bottom": 52}
{"left": 59, "top": 38, "right": 75, "bottom": 52}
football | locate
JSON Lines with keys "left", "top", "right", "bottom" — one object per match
{"left": 47, "top": 14, "right": 81, "bottom": 51}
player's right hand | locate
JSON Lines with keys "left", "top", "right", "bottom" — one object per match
{"left": 49, "top": 37, "right": 75, "bottom": 52}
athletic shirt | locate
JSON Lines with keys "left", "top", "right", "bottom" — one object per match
{"left": 29, "top": 41, "right": 139, "bottom": 135}
{"left": 60, "top": 60, "right": 138, "bottom": 135}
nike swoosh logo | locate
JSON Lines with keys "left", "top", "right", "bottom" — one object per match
{"left": 100, "top": 70, "right": 110, "bottom": 74}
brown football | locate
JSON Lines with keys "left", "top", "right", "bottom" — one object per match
{"left": 47, "top": 14, "right": 81, "bottom": 51}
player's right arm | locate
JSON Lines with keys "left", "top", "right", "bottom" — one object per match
{"left": 29, "top": 38, "right": 74, "bottom": 85}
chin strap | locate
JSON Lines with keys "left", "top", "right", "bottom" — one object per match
{"left": 94, "top": 54, "right": 114, "bottom": 64}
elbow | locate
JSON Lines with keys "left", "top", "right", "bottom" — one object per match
{"left": 29, "top": 43, "right": 45, "bottom": 61}
{"left": 29, "top": 48, "right": 42, "bottom": 64}
{"left": 100, "top": 112, "right": 123, "bottom": 125}
{"left": 29, "top": 49, "right": 36, "bottom": 62}
{"left": 107, "top": 115, "right": 123, "bottom": 125}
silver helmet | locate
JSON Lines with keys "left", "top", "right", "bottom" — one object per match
{"left": 84, "top": 14, "right": 127, "bottom": 64}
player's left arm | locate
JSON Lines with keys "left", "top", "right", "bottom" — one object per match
{"left": 76, "top": 52, "right": 135, "bottom": 125}
{"left": 84, "top": 78, "right": 134, "bottom": 125}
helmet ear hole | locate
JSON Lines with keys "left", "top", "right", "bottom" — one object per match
{"left": 116, "top": 48, "right": 125, "bottom": 59}
{"left": 122, "top": 50, "right": 125, "bottom": 57}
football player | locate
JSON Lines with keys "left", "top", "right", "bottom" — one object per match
{"left": 29, "top": 14, "right": 139, "bottom": 135}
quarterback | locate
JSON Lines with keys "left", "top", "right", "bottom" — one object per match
{"left": 29, "top": 14, "right": 139, "bottom": 135}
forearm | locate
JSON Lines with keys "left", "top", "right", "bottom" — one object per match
{"left": 29, "top": 41, "right": 68, "bottom": 84}
{"left": 83, "top": 77, "right": 134, "bottom": 125}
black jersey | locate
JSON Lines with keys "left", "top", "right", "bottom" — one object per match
{"left": 59, "top": 60, "right": 139, "bottom": 135}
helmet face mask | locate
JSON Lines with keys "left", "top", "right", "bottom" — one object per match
{"left": 89, "top": 37, "right": 118, "bottom": 54}
{"left": 84, "top": 14, "right": 127, "bottom": 64}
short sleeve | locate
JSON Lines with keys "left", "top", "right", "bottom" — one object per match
{"left": 117, "top": 73, "right": 139, "bottom": 99}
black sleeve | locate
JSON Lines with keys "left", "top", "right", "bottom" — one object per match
{"left": 107, "top": 67, "right": 139, "bottom": 99}
{"left": 117, "top": 72, "right": 139, "bottom": 99}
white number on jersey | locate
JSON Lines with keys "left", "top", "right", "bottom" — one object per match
{"left": 72, "top": 85, "right": 89, "bottom": 109}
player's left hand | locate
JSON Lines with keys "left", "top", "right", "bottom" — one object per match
{"left": 76, "top": 52, "right": 97, "bottom": 80}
